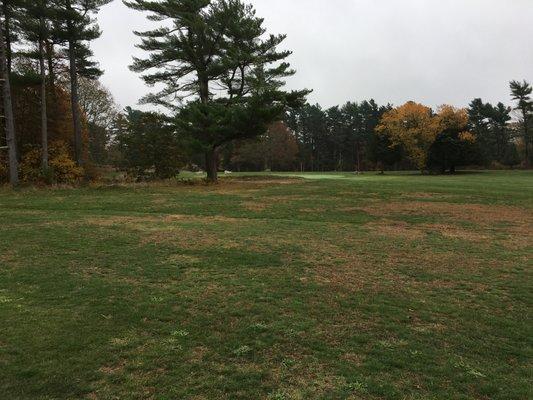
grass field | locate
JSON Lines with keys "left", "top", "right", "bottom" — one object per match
{"left": 0, "top": 171, "right": 532, "bottom": 400}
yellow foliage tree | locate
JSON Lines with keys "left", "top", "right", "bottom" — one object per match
{"left": 427, "top": 105, "right": 477, "bottom": 173}
{"left": 435, "top": 105, "right": 469, "bottom": 132}
{"left": 20, "top": 141, "right": 84, "bottom": 184}
{"left": 376, "top": 101, "right": 439, "bottom": 170}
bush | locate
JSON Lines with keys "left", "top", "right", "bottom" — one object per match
{"left": 503, "top": 143, "right": 521, "bottom": 168}
{"left": 114, "top": 108, "right": 185, "bottom": 180}
{"left": 20, "top": 141, "right": 84, "bottom": 184}
{"left": 0, "top": 153, "right": 8, "bottom": 183}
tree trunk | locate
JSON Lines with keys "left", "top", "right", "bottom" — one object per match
{"left": 205, "top": 147, "right": 218, "bottom": 182}
{"left": 46, "top": 41, "right": 56, "bottom": 91}
{"left": 2, "top": 2, "right": 12, "bottom": 74}
{"left": 524, "top": 114, "right": 530, "bottom": 167}
{"left": 68, "top": 39, "right": 83, "bottom": 166}
{"left": 198, "top": 74, "right": 216, "bottom": 181}
{"left": 355, "top": 141, "right": 361, "bottom": 172}
{"left": 0, "top": 16, "right": 18, "bottom": 185}
{"left": 39, "top": 35, "right": 48, "bottom": 168}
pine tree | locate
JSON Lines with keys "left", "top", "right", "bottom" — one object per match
{"left": 53, "top": 0, "right": 111, "bottom": 166}
{"left": 0, "top": 9, "right": 18, "bottom": 184}
{"left": 487, "top": 102, "right": 511, "bottom": 162}
{"left": 510, "top": 80, "right": 533, "bottom": 166}
{"left": 0, "top": 0, "right": 24, "bottom": 73}
{"left": 125, "top": 0, "right": 309, "bottom": 181}
{"left": 19, "top": 0, "right": 54, "bottom": 168}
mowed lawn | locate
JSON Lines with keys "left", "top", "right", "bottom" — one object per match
{"left": 0, "top": 171, "right": 532, "bottom": 400}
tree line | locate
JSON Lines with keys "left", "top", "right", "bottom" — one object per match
{"left": 0, "top": 0, "right": 112, "bottom": 185}
{"left": 1, "top": 0, "right": 532, "bottom": 186}
{"left": 279, "top": 88, "right": 531, "bottom": 174}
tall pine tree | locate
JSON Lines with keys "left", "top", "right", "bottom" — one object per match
{"left": 510, "top": 80, "right": 533, "bottom": 166}
{"left": 125, "top": 0, "right": 309, "bottom": 181}
{"left": 0, "top": 8, "right": 18, "bottom": 184}
{"left": 53, "top": 0, "right": 110, "bottom": 166}
{"left": 1, "top": 0, "right": 24, "bottom": 73}
{"left": 19, "top": 0, "right": 54, "bottom": 167}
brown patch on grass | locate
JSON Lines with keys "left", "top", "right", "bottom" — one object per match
{"left": 360, "top": 201, "right": 531, "bottom": 225}
{"left": 0, "top": 250, "right": 18, "bottom": 264}
{"left": 366, "top": 219, "right": 490, "bottom": 243}
{"left": 166, "top": 254, "right": 202, "bottom": 264}
{"left": 151, "top": 196, "right": 169, "bottom": 205}
{"left": 141, "top": 228, "right": 242, "bottom": 250}
{"left": 301, "top": 233, "right": 507, "bottom": 297}
{"left": 270, "top": 194, "right": 307, "bottom": 200}
{"left": 87, "top": 215, "right": 160, "bottom": 227}
{"left": 366, "top": 220, "right": 426, "bottom": 240}
{"left": 164, "top": 214, "right": 244, "bottom": 224}
{"left": 99, "top": 362, "right": 125, "bottom": 375}
{"left": 269, "top": 369, "right": 348, "bottom": 399}
{"left": 422, "top": 223, "right": 490, "bottom": 241}
{"left": 188, "top": 346, "right": 209, "bottom": 363}
{"left": 342, "top": 353, "right": 366, "bottom": 366}
{"left": 299, "top": 207, "right": 328, "bottom": 213}
{"left": 402, "top": 192, "right": 441, "bottom": 199}
{"left": 207, "top": 177, "right": 304, "bottom": 194}
{"left": 242, "top": 201, "right": 269, "bottom": 212}
{"left": 78, "top": 265, "right": 147, "bottom": 286}
{"left": 400, "top": 192, "right": 463, "bottom": 201}
{"left": 226, "top": 177, "right": 303, "bottom": 185}
{"left": 412, "top": 322, "right": 447, "bottom": 334}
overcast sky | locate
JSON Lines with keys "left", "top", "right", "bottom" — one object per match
{"left": 92, "top": 0, "right": 533, "bottom": 111}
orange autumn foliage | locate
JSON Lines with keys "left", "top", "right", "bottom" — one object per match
{"left": 377, "top": 103, "right": 475, "bottom": 171}
{"left": 435, "top": 105, "right": 469, "bottom": 132}
{"left": 20, "top": 141, "right": 84, "bottom": 184}
{"left": 376, "top": 101, "right": 439, "bottom": 170}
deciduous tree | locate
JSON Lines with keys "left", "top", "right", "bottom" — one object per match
{"left": 77, "top": 77, "right": 118, "bottom": 163}
{"left": 376, "top": 101, "right": 438, "bottom": 171}
{"left": 428, "top": 105, "right": 476, "bottom": 173}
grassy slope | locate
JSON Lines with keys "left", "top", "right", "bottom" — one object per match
{"left": 0, "top": 171, "right": 531, "bottom": 400}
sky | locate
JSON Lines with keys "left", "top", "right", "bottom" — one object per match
{"left": 92, "top": 0, "right": 533, "bottom": 111}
